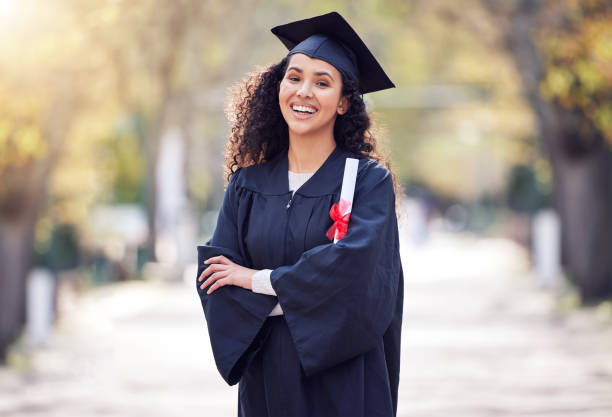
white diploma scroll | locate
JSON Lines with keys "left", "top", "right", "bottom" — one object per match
{"left": 334, "top": 157, "right": 359, "bottom": 243}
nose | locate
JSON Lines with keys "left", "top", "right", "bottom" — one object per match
{"left": 296, "top": 80, "right": 313, "bottom": 98}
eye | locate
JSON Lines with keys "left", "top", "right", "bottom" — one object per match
{"left": 287, "top": 75, "right": 300, "bottom": 82}
{"left": 316, "top": 81, "right": 329, "bottom": 87}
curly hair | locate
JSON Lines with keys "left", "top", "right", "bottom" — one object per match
{"left": 224, "top": 56, "right": 402, "bottom": 212}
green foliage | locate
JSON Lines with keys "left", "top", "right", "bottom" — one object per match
{"left": 102, "top": 114, "right": 146, "bottom": 205}
{"left": 34, "top": 223, "right": 80, "bottom": 271}
{"left": 0, "top": 0, "right": 552, "bottom": 225}
{"left": 506, "top": 162, "right": 552, "bottom": 213}
{"left": 0, "top": 91, "right": 46, "bottom": 180}
{"left": 538, "top": 0, "right": 612, "bottom": 144}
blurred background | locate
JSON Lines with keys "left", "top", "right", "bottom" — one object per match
{"left": 1, "top": 0, "right": 612, "bottom": 416}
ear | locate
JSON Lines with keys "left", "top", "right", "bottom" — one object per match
{"left": 337, "top": 95, "right": 350, "bottom": 115}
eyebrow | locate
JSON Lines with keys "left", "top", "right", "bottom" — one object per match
{"left": 287, "top": 66, "right": 335, "bottom": 81}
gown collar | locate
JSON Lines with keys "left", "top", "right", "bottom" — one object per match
{"left": 252, "top": 144, "right": 353, "bottom": 197}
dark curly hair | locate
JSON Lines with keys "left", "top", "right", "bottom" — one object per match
{"left": 224, "top": 56, "right": 402, "bottom": 212}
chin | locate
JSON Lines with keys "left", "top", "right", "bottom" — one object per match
{"left": 287, "top": 123, "right": 324, "bottom": 137}
{"left": 283, "top": 114, "right": 334, "bottom": 138}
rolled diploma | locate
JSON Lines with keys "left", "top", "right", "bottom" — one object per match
{"left": 334, "top": 157, "right": 359, "bottom": 243}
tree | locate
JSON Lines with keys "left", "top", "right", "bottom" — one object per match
{"left": 0, "top": 0, "right": 261, "bottom": 363}
{"left": 0, "top": 1, "right": 83, "bottom": 361}
{"left": 483, "top": 0, "right": 612, "bottom": 303}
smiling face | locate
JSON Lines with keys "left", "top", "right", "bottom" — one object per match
{"left": 278, "top": 53, "right": 349, "bottom": 139}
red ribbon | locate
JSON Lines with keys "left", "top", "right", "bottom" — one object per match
{"left": 326, "top": 198, "right": 352, "bottom": 241}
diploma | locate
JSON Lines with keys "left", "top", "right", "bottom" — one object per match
{"left": 330, "top": 157, "right": 359, "bottom": 243}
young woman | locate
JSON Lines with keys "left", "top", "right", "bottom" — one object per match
{"left": 196, "top": 12, "right": 404, "bottom": 417}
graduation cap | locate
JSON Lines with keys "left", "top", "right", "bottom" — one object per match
{"left": 271, "top": 11, "right": 395, "bottom": 94}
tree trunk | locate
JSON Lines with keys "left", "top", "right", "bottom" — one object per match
{"left": 141, "top": 5, "right": 189, "bottom": 263}
{"left": 0, "top": 161, "right": 50, "bottom": 363}
{"left": 0, "top": 84, "right": 72, "bottom": 362}
{"left": 503, "top": 0, "right": 612, "bottom": 303}
{"left": 144, "top": 112, "right": 161, "bottom": 263}
{"left": 556, "top": 148, "right": 612, "bottom": 302}
{"left": 0, "top": 212, "right": 39, "bottom": 362}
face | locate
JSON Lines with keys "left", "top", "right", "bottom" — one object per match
{"left": 278, "top": 53, "right": 349, "bottom": 138}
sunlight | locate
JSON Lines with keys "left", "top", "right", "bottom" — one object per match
{"left": 0, "top": 0, "right": 29, "bottom": 36}
{"left": 0, "top": 0, "right": 18, "bottom": 20}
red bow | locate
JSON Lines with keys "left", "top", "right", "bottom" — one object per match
{"left": 326, "top": 198, "right": 352, "bottom": 241}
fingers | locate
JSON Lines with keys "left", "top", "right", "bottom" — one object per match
{"left": 206, "top": 277, "right": 232, "bottom": 294}
{"left": 197, "top": 256, "right": 250, "bottom": 295}
{"left": 204, "top": 255, "right": 231, "bottom": 266}
{"left": 200, "top": 270, "right": 230, "bottom": 292}
{"left": 198, "top": 263, "right": 229, "bottom": 282}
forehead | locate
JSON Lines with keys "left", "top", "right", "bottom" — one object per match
{"left": 286, "top": 53, "right": 342, "bottom": 78}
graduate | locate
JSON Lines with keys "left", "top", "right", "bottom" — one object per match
{"left": 196, "top": 11, "right": 404, "bottom": 417}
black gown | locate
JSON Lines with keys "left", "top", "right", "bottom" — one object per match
{"left": 196, "top": 145, "right": 404, "bottom": 417}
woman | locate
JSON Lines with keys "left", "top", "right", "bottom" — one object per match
{"left": 196, "top": 12, "right": 404, "bottom": 417}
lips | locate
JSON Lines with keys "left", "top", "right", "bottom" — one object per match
{"left": 291, "top": 104, "right": 317, "bottom": 113}
{"left": 290, "top": 103, "right": 318, "bottom": 120}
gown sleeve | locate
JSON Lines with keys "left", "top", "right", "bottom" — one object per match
{"left": 269, "top": 161, "right": 402, "bottom": 376}
{"left": 196, "top": 168, "right": 277, "bottom": 386}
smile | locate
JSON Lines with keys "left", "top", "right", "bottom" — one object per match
{"left": 291, "top": 104, "right": 318, "bottom": 114}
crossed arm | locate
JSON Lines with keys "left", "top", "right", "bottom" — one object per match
{"left": 197, "top": 255, "right": 256, "bottom": 294}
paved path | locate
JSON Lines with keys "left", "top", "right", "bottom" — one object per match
{"left": 1, "top": 232, "right": 612, "bottom": 417}
{"left": 398, "top": 234, "right": 612, "bottom": 417}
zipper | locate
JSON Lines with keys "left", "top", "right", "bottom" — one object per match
{"left": 283, "top": 191, "right": 293, "bottom": 265}
{"left": 286, "top": 193, "right": 294, "bottom": 209}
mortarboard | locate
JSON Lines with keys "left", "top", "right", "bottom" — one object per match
{"left": 271, "top": 11, "right": 395, "bottom": 94}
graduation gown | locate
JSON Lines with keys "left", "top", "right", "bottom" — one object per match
{"left": 196, "top": 145, "right": 404, "bottom": 417}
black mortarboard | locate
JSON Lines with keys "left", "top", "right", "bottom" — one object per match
{"left": 271, "top": 11, "right": 395, "bottom": 94}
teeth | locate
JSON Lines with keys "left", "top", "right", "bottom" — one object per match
{"left": 292, "top": 105, "right": 316, "bottom": 113}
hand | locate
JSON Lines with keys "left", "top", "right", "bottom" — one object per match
{"left": 198, "top": 255, "right": 257, "bottom": 295}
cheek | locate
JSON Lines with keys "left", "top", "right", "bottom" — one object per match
{"left": 278, "top": 82, "right": 294, "bottom": 101}
{"left": 319, "top": 93, "right": 342, "bottom": 113}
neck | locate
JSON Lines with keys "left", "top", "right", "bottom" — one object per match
{"left": 287, "top": 131, "right": 336, "bottom": 173}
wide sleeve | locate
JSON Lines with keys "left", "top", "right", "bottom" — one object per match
{"left": 196, "top": 168, "right": 277, "bottom": 385}
{"left": 269, "top": 161, "right": 402, "bottom": 376}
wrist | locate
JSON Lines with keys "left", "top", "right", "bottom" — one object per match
{"left": 251, "top": 269, "right": 275, "bottom": 295}
{"left": 247, "top": 268, "right": 259, "bottom": 290}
